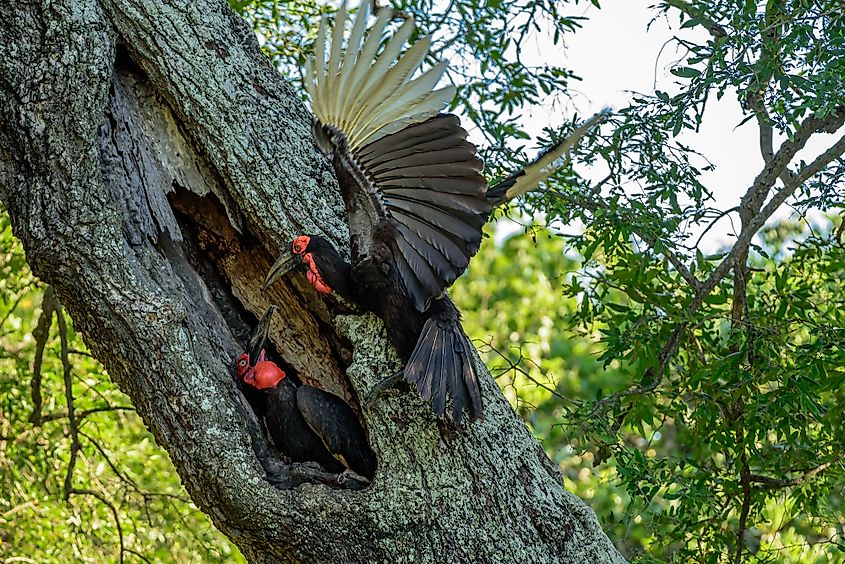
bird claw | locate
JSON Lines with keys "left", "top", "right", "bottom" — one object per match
{"left": 363, "top": 369, "right": 406, "bottom": 410}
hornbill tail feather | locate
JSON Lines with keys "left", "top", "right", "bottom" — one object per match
{"left": 405, "top": 316, "right": 483, "bottom": 424}
{"left": 486, "top": 107, "right": 611, "bottom": 206}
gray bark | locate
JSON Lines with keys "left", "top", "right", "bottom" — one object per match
{"left": 0, "top": 0, "right": 625, "bottom": 562}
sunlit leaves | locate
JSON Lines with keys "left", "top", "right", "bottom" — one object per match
{"left": 0, "top": 208, "right": 243, "bottom": 562}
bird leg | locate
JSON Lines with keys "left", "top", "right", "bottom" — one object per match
{"left": 363, "top": 369, "right": 406, "bottom": 410}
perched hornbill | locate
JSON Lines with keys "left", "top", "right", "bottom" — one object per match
{"left": 264, "top": 2, "right": 608, "bottom": 424}
{"left": 235, "top": 305, "right": 377, "bottom": 479}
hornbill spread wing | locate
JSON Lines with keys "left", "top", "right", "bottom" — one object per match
{"left": 342, "top": 115, "right": 490, "bottom": 312}
{"left": 308, "top": 1, "right": 490, "bottom": 313}
{"left": 264, "top": 2, "right": 609, "bottom": 424}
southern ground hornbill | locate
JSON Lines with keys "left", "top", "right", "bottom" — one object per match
{"left": 235, "top": 306, "right": 377, "bottom": 479}
{"left": 264, "top": 2, "right": 608, "bottom": 424}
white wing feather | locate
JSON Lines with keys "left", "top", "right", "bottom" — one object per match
{"left": 352, "top": 61, "right": 448, "bottom": 146}
{"left": 503, "top": 108, "right": 612, "bottom": 200}
{"left": 335, "top": 1, "right": 370, "bottom": 125}
{"left": 344, "top": 8, "right": 392, "bottom": 104}
{"left": 326, "top": 1, "right": 347, "bottom": 120}
{"left": 309, "top": 3, "right": 455, "bottom": 150}
{"left": 311, "top": 17, "right": 328, "bottom": 119}
{"left": 362, "top": 86, "right": 457, "bottom": 144}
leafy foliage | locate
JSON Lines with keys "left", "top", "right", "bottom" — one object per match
{"left": 0, "top": 210, "right": 242, "bottom": 562}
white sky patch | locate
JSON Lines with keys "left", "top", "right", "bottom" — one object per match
{"left": 486, "top": 0, "right": 836, "bottom": 254}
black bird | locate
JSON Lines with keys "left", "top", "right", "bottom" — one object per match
{"left": 235, "top": 306, "right": 377, "bottom": 479}
{"left": 264, "top": 2, "right": 608, "bottom": 424}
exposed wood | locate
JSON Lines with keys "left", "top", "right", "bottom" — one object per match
{"left": 0, "top": 0, "right": 624, "bottom": 562}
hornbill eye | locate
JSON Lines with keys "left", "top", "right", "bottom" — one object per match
{"left": 291, "top": 235, "right": 311, "bottom": 256}
{"left": 238, "top": 359, "right": 248, "bottom": 368}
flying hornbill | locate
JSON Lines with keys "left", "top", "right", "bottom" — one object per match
{"left": 235, "top": 305, "right": 377, "bottom": 479}
{"left": 263, "top": 2, "right": 608, "bottom": 424}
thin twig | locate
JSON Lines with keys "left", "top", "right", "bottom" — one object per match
{"left": 79, "top": 429, "right": 190, "bottom": 503}
{"left": 29, "top": 286, "right": 59, "bottom": 425}
{"left": 750, "top": 454, "right": 845, "bottom": 490}
{"left": 124, "top": 548, "right": 152, "bottom": 564}
{"left": 39, "top": 405, "right": 135, "bottom": 424}
{"left": 555, "top": 189, "right": 702, "bottom": 291}
{"left": 692, "top": 206, "right": 739, "bottom": 249}
{"left": 665, "top": 0, "right": 728, "bottom": 38}
{"left": 57, "top": 301, "right": 80, "bottom": 503}
{"left": 69, "top": 488, "right": 125, "bottom": 563}
{"left": 0, "top": 289, "right": 28, "bottom": 329}
{"left": 479, "top": 339, "right": 581, "bottom": 409}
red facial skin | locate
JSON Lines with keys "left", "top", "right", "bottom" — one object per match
{"left": 292, "top": 235, "right": 333, "bottom": 294}
{"left": 237, "top": 350, "right": 286, "bottom": 390}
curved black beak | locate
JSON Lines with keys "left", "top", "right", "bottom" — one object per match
{"left": 262, "top": 252, "right": 299, "bottom": 291}
{"left": 248, "top": 305, "right": 277, "bottom": 361}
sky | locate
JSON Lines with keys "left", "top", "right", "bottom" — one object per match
{"left": 500, "top": 0, "right": 835, "bottom": 252}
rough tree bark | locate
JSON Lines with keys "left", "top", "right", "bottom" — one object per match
{"left": 0, "top": 1, "right": 624, "bottom": 562}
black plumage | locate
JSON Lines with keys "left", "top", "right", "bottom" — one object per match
{"left": 263, "top": 379, "right": 376, "bottom": 478}
{"left": 264, "top": 7, "right": 608, "bottom": 424}
{"left": 237, "top": 307, "right": 376, "bottom": 479}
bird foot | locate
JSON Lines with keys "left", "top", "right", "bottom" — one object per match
{"left": 363, "top": 369, "right": 406, "bottom": 410}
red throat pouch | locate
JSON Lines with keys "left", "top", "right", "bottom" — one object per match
{"left": 302, "top": 252, "right": 333, "bottom": 294}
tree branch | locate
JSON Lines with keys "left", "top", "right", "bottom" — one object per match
{"left": 68, "top": 488, "right": 125, "bottom": 563}
{"left": 28, "top": 286, "right": 59, "bottom": 425}
{"left": 79, "top": 430, "right": 191, "bottom": 503}
{"left": 691, "top": 114, "right": 845, "bottom": 317}
{"left": 556, "top": 190, "right": 701, "bottom": 291}
{"left": 750, "top": 454, "right": 845, "bottom": 490}
{"left": 39, "top": 405, "right": 136, "bottom": 424}
{"left": 588, "top": 115, "right": 845, "bottom": 425}
{"left": 665, "top": 0, "right": 728, "bottom": 38}
{"left": 746, "top": 90, "right": 794, "bottom": 185}
{"left": 57, "top": 302, "right": 80, "bottom": 503}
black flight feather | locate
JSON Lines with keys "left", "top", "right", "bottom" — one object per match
{"left": 389, "top": 212, "right": 469, "bottom": 268}
{"left": 386, "top": 198, "right": 485, "bottom": 243}
{"left": 384, "top": 188, "right": 492, "bottom": 215}
{"left": 392, "top": 244, "right": 433, "bottom": 312}
{"left": 356, "top": 115, "right": 460, "bottom": 159}
{"left": 394, "top": 222, "right": 457, "bottom": 283}
{"left": 361, "top": 134, "right": 472, "bottom": 167}
{"left": 458, "top": 333, "right": 483, "bottom": 417}
{"left": 368, "top": 146, "right": 480, "bottom": 175}
{"left": 393, "top": 231, "right": 443, "bottom": 299}
{"left": 375, "top": 162, "right": 484, "bottom": 181}
{"left": 379, "top": 176, "right": 486, "bottom": 195}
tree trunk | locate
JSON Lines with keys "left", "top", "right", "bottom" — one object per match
{"left": 0, "top": 1, "right": 624, "bottom": 562}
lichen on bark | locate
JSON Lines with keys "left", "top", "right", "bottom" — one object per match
{"left": 0, "top": 0, "right": 625, "bottom": 562}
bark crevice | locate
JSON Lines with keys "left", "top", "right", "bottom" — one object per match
{"left": 0, "top": 0, "right": 625, "bottom": 561}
